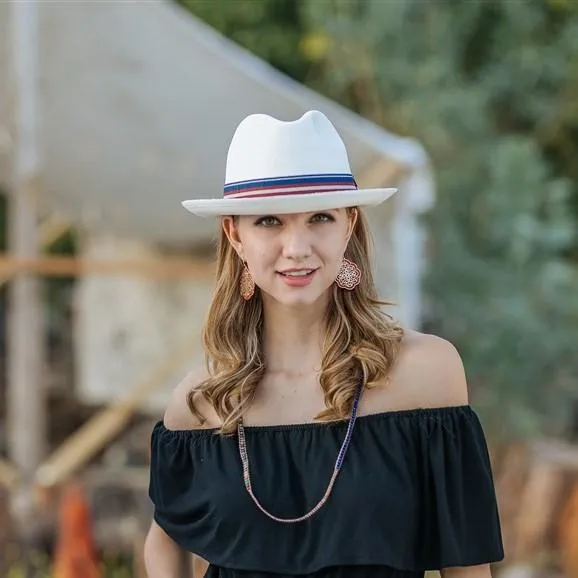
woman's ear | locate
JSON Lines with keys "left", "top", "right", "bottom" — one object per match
{"left": 222, "top": 216, "right": 244, "bottom": 260}
{"left": 346, "top": 208, "right": 359, "bottom": 242}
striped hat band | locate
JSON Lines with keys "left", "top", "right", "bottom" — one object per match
{"left": 224, "top": 173, "right": 358, "bottom": 199}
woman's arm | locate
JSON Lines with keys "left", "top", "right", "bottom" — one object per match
{"left": 146, "top": 369, "right": 212, "bottom": 577}
{"left": 391, "top": 333, "right": 501, "bottom": 578}
{"left": 144, "top": 519, "right": 185, "bottom": 578}
{"left": 441, "top": 564, "right": 492, "bottom": 578}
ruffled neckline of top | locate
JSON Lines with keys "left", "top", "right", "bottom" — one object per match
{"left": 153, "top": 403, "right": 473, "bottom": 435}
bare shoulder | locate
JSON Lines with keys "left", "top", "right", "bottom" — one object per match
{"left": 162, "top": 366, "right": 219, "bottom": 430}
{"left": 393, "top": 330, "right": 469, "bottom": 407}
{"left": 363, "top": 330, "right": 469, "bottom": 414}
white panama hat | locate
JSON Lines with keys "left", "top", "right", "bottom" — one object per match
{"left": 181, "top": 110, "right": 397, "bottom": 217}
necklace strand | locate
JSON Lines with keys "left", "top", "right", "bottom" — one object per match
{"left": 237, "top": 382, "right": 362, "bottom": 524}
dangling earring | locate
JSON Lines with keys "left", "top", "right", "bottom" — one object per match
{"left": 335, "top": 258, "right": 361, "bottom": 290}
{"left": 240, "top": 262, "right": 255, "bottom": 300}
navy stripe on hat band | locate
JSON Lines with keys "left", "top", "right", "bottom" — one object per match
{"left": 224, "top": 173, "right": 357, "bottom": 197}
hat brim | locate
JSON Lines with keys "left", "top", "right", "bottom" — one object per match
{"left": 181, "top": 187, "right": 397, "bottom": 217}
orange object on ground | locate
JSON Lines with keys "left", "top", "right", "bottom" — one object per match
{"left": 52, "top": 482, "right": 101, "bottom": 578}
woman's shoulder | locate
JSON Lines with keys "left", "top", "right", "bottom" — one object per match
{"left": 162, "top": 366, "right": 221, "bottom": 431}
{"left": 395, "top": 330, "right": 469, "bottom": 406}
{"left": 362, "top": 330, "right": 469, "bottom": 415}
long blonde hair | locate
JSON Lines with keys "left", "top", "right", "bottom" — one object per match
{"left": 187, "top": 208, "right": 404, "bottom": 434}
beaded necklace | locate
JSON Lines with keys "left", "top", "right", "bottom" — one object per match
{"left": 237, "top": 381, "right": 363, "bottom": 523}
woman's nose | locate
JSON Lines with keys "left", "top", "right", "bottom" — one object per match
{"left": 281, "top": 226, "right": 313, "bottom": 260}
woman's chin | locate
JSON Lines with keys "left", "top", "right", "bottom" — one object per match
{"left": 265, "top": 286, "right": 330, "bottom": 308}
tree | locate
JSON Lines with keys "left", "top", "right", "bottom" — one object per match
{"left": 177, "top": 0, "right": 311, "bottom": 81}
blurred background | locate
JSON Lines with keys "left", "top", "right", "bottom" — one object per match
{"left": 0, "top": 0, "right": 577, "bottom": 576}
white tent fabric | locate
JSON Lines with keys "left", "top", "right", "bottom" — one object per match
{"left": 0, "top": 0, "right": 433, "bottom": 247}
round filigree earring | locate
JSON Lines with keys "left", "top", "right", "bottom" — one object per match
{"left": 335, "top": 258, "right": 361, "bottom": 290}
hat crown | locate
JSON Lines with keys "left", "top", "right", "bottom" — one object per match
{"left": 225, "top": 110, "right": 352, "bottom": 186}
{"left": 180, "top": 109, "right": 397, "bottom": 217}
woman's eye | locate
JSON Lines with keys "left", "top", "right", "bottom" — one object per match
{"left": 255, "top": 216, "right": 280, "bottom": 227}
{"left": 254, "top": 213, "right": 333, "bottom": 227}
{"left": 311, "top": 213, "right": 334, "bottom": 223}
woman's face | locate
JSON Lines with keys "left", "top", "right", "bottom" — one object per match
{"left": 223, "top": 208, "right": 357, "bottom": 307}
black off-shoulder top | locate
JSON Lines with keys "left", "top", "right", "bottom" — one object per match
{"left": 149, "top": 405, "right": 504, "bottom": 577}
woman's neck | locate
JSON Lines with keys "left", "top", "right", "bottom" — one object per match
{"left": 261, "top": 300, "right": 327, "bottom": 376}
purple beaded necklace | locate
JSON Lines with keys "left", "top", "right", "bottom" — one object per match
{"left": 237, "top": 381, "right": 363, "bottom": 523}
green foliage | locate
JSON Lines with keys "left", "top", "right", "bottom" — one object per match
{"left": 180, "top": 0, "right": 578, "bottom": 441}
{"left": 176, "top": 0, "right": 312, "bottom": 81}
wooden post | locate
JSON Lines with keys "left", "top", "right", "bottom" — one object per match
{"left": 0, "top": 254, "right": 215, "bottom": 279}
{"left": 35, "top": 332, "right": 201, "bottom": 488}
{"left": 6, "top": 0, "right": 45, "bottom": 538}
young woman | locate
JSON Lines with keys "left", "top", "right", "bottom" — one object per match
{"left": 145, "top": 110, "right": 504, "bottom": 578}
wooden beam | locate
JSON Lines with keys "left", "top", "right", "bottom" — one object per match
{"left": 510, "top": 457, "right": 564, "bottom": 561}
{"left": 0, "top": 254, "right": 215, "bottom": 279}
{"left": 35, "top": 333, "right": 201, "bottom": 488}
{"left": 82, "top": 466, "right": 150, "bottom": 492}
{"left": 357, "top": 156, "right": 407, "bottom": 189}
{"left": 0, "top": 215, "right": 72, "bottom": 287}
{"left": 0, "top": 458, "right": 18, "bottom": 489}
{"left": 39, "top": 214, "right": 71, "bottom": 248}
{"left": 532, "top": 438, "right": 578, "bottom": 471}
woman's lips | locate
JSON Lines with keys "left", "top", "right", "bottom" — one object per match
{"left": 277, "top": 269, "right": 317, "bottom": 287}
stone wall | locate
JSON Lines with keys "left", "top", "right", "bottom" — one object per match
{"left": 73, "top": 233, "right": 212, "bottom": 413}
